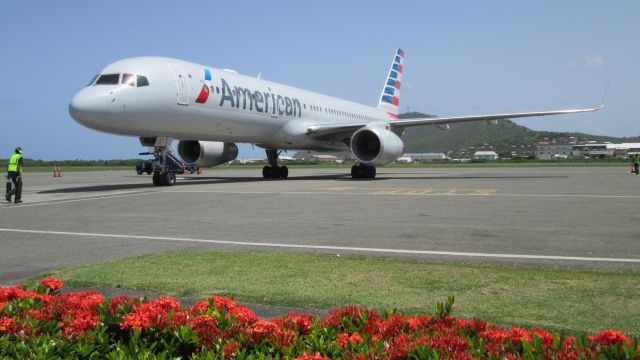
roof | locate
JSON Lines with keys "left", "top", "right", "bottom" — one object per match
{"left": 473, "top": 151, "right": 498, "bottom": 156}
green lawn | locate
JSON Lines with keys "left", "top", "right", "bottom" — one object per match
{"left": 48, "top": 250, "right": 640, "bottom": 336}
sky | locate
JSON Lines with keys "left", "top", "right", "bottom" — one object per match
{"left": 0, "top": 1, "right": 638, "bottom": 160}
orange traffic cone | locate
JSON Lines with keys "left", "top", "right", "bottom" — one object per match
{"left": 197, "top": 167, "right": 202, "bottom": 175}
{"left": 632, "top": 164, "right": 637, "bottom": 174}
{"left": 57, "top": 166, "right": 62, "bottom": 177}
{"left": 53, "top": 166, "right": 58, "bottom": 177}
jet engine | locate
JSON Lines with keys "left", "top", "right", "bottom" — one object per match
{"left": 350, "top": 126, "right": 404, "bottom": 166}
{"left": 177, "top": 140, "right": 238, "bottom": 167}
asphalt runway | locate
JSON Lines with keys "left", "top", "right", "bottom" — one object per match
{"left": 2, "top": 166, "right": 640, "bottom": 285}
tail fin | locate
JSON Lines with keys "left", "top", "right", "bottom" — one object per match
{"left": 377, "top": 48, "right": 404, "bottom": 118}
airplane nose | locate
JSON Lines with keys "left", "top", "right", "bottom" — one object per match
{"left": 69, "top": 89, "right": 107, "bottom": 126}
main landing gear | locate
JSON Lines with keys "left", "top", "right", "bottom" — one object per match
{"left": 152, "top": 171, "right": 176, "bottom": 186}
{"left": 351, "top": 164, "right": 376, "bottom": 179}
{"left": 263, "top": 149, "right": 288, "bottom": 179}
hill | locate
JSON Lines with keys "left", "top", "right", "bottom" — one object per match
{"left": 399, "top": 112, "right": 640, "bottom": 158}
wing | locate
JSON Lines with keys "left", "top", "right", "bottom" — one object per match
{"left": 306, "top": 105, "right": 603, "bottom": 138}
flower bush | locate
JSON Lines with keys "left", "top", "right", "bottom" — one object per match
{"left": 0, "top": 277, "right": 638, "bottom": 359}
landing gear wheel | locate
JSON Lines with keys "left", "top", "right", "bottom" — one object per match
{"left": 366, "top": 166, "right": 376, "bottom": 179}
{"left": 163, "top": 172, "right": 176, "bottom": 186}
{"left": 262, "top": 166, "right": 272, "bottom": 179}
{"left": 136, "top": 168, "right": 143, "bottom": 175}
{"left": 280, "top": 166, "right": 288, "bottom": 179}
{"left": 271, "top": 166, "right": 282, "bottom": 179}
{"left": 351, "top": 165, "right": 359, "bottom": 178}
{"left": 152, "top": 172, "right": 163, "bottom": 186}
{"left": 351, "top": 165, "right": 376, "bottom": 179}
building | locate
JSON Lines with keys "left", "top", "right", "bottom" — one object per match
{"left": 535, "top": 144, "right": 573, "bottom": 160}
{"left": 395, "top": 156, "right": 413, "bottom": 163}
{"left": 572, "top": 144, "right": 608, "bottom": 158}
{"left": 403, "top": 153, "right": 449, "bottom": 162}
{"left": 313, "top": 154, "right": 344, "bottom": 163}
{"left": 606, "top": 143, "right": 640, "bottom": 158}
{"left": 473, "top": 151, "right": 498, "bottom": 161}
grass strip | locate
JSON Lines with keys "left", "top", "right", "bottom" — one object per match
{"left": 23, "top": 166, "right": 132, "bottom": 173}
{"left": 47, "top": 250, "right": 640, "bottom": 336}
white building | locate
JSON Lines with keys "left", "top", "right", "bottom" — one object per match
{"left": 473, "top": 151, "right": 498, "bottom": 161}
{"left": 536, "top": 144, "right": 573, "bottom": 160}
{"left": 403, "top": 153, "right": 449, "bottom": 162}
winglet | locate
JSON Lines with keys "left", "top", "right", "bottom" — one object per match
{"left": 599, "top": 77, "right": 612, "bottom": 109}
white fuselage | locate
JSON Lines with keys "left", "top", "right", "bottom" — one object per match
{"left": 70, "top": 57, "right": 393, "bottom": 151}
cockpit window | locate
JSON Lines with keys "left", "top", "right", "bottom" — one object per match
{"left": 137, "top": 75, "right": 149, "bottom": 87}
{"left": 121, "top": 73, "right": 135, "bottom": 86}
{"left": 95, "top": 74, "right": 120, "bottom": 85}
{"left": 87, "top": 74, "right": 99, "bottom": 86}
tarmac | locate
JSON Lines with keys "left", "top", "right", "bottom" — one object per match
{"left": 2, "top": 166, "right": 640, "bottom": 286}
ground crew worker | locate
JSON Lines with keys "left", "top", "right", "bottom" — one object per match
{"left": 634, "top": 153, "right": 640, "bottom": 175}
{"left": 6, "top": 147, "right": 23, "bottom": 203}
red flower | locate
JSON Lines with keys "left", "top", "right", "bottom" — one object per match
{"left": 211, "top": 296, "right": 236, "bottom": 312}
{"left": 189, "top": 314, "right": 221, "bottom": 345}
{"left": 247, "top": 320, "right": 280, "bottom": 344}
{"left": 121, "top": 296, "right": 182, "bottom": 331}
{"left": 294, "top": 352, "right": 330, "bottom": 360}
{"left": 531, "top": 328, "right": 555, "bottom": 347}
{"left": 223, "top": 340, "right": 242, "bottom": 357}
{"left": 274, "top": 312, "right": 313, "bottom": 335}
{"left": 588, "top": 329, "right": 630, "bottom": 346}
{"left": 0, "top": 317, "right": 17, "bottom": 335}
{"left": 228, "top": 305, "right": 258, "bottom": 325}
{"left": 108, "top": 294, "right": 139, "bottom": 315}
{"left": 337, "top": 332, "right": 364, "bottom": 347}
{"left": 40, "top": 277, "right": 64, "bottom": 292}
{"left": 429, "top": 335, "right": 470, "bottom": 357}
{"left": 0, "top": 285, "right": 26, "bottom": 302}
{"left": 337, "top": 332, "right": 349, "bottom": 347}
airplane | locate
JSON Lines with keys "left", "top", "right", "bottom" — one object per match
{"left": 69, "top": 49, "right": 603, "bottom": 186}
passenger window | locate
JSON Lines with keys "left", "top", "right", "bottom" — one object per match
{"left": 87, "top": 74, "right": 98, "bottom": 86}
{"left": 95, "top": 74, "right": 120, "bottom": 85}
{"left": 137, "top": 75, "right": 149, "bottom": 87}
{"left": 122, "top": 73, "right": 135, "bottom": 86}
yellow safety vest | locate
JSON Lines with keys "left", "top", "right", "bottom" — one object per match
{"left": 635, "top": 155, "right": 640, "bottom": 165}
{"left": 7, "top": 154, "right": 21, "bottom": 172}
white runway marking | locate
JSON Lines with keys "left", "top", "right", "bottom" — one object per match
{"left": 0, "top": 191, "right": 158, "bottom": 209}
{"left": 1, "top": 228, "right": 639, "bottom": 264}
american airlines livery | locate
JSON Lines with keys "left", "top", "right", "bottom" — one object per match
{"left": 69, "top": 49, "right": 602, "bottom": 186}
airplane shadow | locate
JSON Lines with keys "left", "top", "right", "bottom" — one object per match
{"left": 38, "top": 173, "right": 567, "bottom": 194}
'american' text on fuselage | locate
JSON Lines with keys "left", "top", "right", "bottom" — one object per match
{"left": 218, "top": 78, "right": 302, "bottom": 117}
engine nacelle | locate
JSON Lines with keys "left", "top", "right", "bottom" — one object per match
{"left": 350, "top": 127, "right": 405, "bottom": 166}
{"left": 177, "top": 140, "right": 238, "bottom": 167}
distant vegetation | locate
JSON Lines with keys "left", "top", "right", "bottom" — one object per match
{"left": 0, "top": 158, "right": 143, "bottom": 167}
{"left": 400, "top": 112, "right": 640, "bottom": 158}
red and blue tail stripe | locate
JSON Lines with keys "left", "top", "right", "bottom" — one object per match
{"left": 378, "top": 48, "right": 404, "bottom": 117}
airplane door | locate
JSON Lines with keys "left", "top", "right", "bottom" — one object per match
{"left": 168, "top": 64, "right": 190, "bottom": 105}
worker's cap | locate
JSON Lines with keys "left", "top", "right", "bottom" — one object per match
{"left": 15, "top": 147, "right": 22, "bottom": 154}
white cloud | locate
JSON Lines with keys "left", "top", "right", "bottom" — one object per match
{"left": 583, "top": 54, "right": 605, "bottom": 68}
{"left": 566, "top": 54, "right": 606, "bottom": 70}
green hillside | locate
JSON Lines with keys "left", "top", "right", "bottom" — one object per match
{"left": 399, "top": 112, "right": 640, "bottom": 158}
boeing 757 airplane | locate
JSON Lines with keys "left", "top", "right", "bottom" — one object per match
{"left": 69, "top": 49, "right": 602, "bottom": 186}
